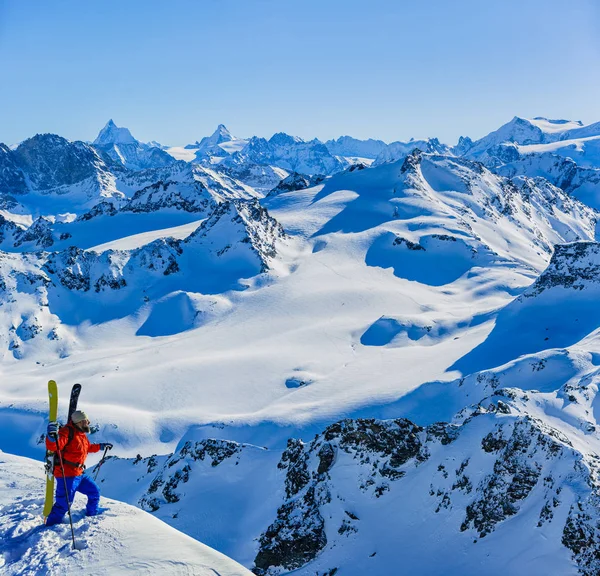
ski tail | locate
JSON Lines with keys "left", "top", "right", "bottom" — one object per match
{"left": 67, "top": 383, "right": 82, "bottom": 423}
{"left": 43, "top": 380, "right": 58, "bottom": 518}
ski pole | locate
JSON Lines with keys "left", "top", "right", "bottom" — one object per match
{"left": 92, "top": 446, "right": 110, "bottom": 482}
{"left": 53, "top": 435, "right": 77, "bottom": 550}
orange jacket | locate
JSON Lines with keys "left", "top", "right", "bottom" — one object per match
{"left": 45, "top": 422, "right": 101, "bottom": 477}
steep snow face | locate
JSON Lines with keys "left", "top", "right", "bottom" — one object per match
{"left": 458, "top": 118, "right": 600, "bottom": 209}
{"left": 93, "top": 120, "right": 176, "bottom": 171}
{"left": 325, "top": 136, "right": 388, "bottom": 159}
{"left": 93, "top": 119, "right": 138, "bottom": 146}
{"left": 190, "top": 124, "right": 248, "bottom": 162}
{"left": 493, "top": 151, "right": 600, "bottom": 210}
{"left": 0, "top": 162, "right": 261, "bottom": 254}
{"left": 454, "top": 241, "right": 600, "bottom": 375}
{"left": 0, "top": 450, "right": 253, "bottom": 576}
{"left": 292, "top": 151, "right": 597, "bottom": 273}
{"left": 120, "top": 164, "right": 257, "bottom": 215}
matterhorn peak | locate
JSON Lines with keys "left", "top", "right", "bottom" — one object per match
{"left": 215, "top": 124, "right": 231, "bottom": 136}
{"left": 93, "top": 119, "right": 138, "bottom": 146}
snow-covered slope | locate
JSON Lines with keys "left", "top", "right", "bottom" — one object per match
{"left": 518, "top": 136, "right": 600, "bottom": 169}
{"left": 93, "top": 240, "right": 600, "bottom": 575}
{"left": 0, "top": 450, "right": 252, "bottom": 575}
{"left": 461, "top": 116, "right": 599, "bottom": 159}
{"left": 0, "top": 150, "right": 596, "bottom": 442}
{"left": 98, "top": 338, "right": 600, "bottom": 575}
{"left": 5, "top": 118, "right": 600, "bottom": 575}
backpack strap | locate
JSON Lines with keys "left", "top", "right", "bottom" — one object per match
{"left": 54, "top": 425, "right": 76, "bottom": 468}
{"left": 65, "top": 425, "right": 74, "bottom": 448}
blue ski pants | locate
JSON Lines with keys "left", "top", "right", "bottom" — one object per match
{"left": 46, "top": 474, "right": 100, "bottom": 526}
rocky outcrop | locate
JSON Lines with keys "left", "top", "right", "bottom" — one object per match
{"left": 13, "top": 216, "right": 54, "bottom": 249}
{"left": 267, "top": 172, "right": 325, "bottom": 196}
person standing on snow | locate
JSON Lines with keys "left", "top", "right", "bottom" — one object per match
{"left": 45, "top": 410, "right": 113, "bottom": 526}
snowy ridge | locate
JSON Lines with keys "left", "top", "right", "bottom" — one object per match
{"left": 0, "top": 197, "right": 283, "bottom": 357}
{"left": 0, "top": 450, "right": 252, "bottom": 575}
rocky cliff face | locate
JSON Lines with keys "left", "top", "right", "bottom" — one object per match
{"left": 96, "top": 374, "right": 600, "bottom": 576}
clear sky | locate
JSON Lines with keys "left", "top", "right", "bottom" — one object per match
{"left": 1, "top": 0, "right": 599, "bottom": 146}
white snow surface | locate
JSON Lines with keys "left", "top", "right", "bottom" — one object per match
{"left": 165, "top": 146, "right": 199, "bottom": 162}
{"left": 0, "top": 450, "right": 252, "bottom": 575}
{"left": 0, "top": 153, "right": 596, "bottom": 459}
{"left": 88, "top": 218, "right": 205, "bottom": 252}
{"left": 5, "top": 116, "right": 600, "bottom": 574}
{"left": 518, "top": 135, "right": 600, "bottom": 168}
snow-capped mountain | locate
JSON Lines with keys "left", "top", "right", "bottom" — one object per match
{"left": 93, "top": 239, "right": 600, "bottom": 576}
{"left": 454, "top": 117, "right": 600, "bottom": 210}
{"left": 461, "top": 116, "right": 595, "bottom": 159}
{"left": 192, "top": 124, "right": 248, "bottom": 160}
{"left": 164, "top": 125, "right": 248, "bottom": 164}
{"left": 93, "top": 120, "right": 176, "bottom": 171}
{"left": 5, "top": 117, "right": 600, "bottom": 575}
{"left": 0, "top": 134, "right": 122, "bottom": 213}
{"left": 324, "top": 135, "right": 388, "bottom": 159}
{"left": 217, "top": 133, "right": 348, "bottom": 187}
{"left": 373, "top": 137, "right": 450, "bottom": 166}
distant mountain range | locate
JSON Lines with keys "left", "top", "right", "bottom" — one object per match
{"left": 3, "top": 114, "right": 600, "bottom": 575}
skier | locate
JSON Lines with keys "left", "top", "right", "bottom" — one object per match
{"left": 45, "top": 410, "right": 113, "bottom": 526}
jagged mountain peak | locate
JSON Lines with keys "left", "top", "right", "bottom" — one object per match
{"left": 269, "top": 132, "right": 304, "bottom": 146}
{"left": 185, "top": 198, "right": 283, "bottom": 268}
{"left": 213, "top": 124, "right": 232, "bottom": 139}
{"left": 186, "top": 124, "right": 234, "bottom": 151}
{"left": 203, "top": 124, "right": 234, "bottom": 146}
{"left": 92, "top": 121, "right": 176, "bottom": 171}
{"left": 94, "top": 119, "right": 138, "bottom": 146}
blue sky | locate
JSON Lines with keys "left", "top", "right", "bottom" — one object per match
{"left": 1, "top": 0, "right": 599, "bottom": 146}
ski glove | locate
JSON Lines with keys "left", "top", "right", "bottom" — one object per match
{"left": 99, "top": 443, "right": 113, "bottom": 450}
{"left": 47, "top": 421, "right": 59, "bottom": 437}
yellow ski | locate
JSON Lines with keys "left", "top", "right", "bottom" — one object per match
{"left": 42, "top": 380, "right": 58, "bottom": 518}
